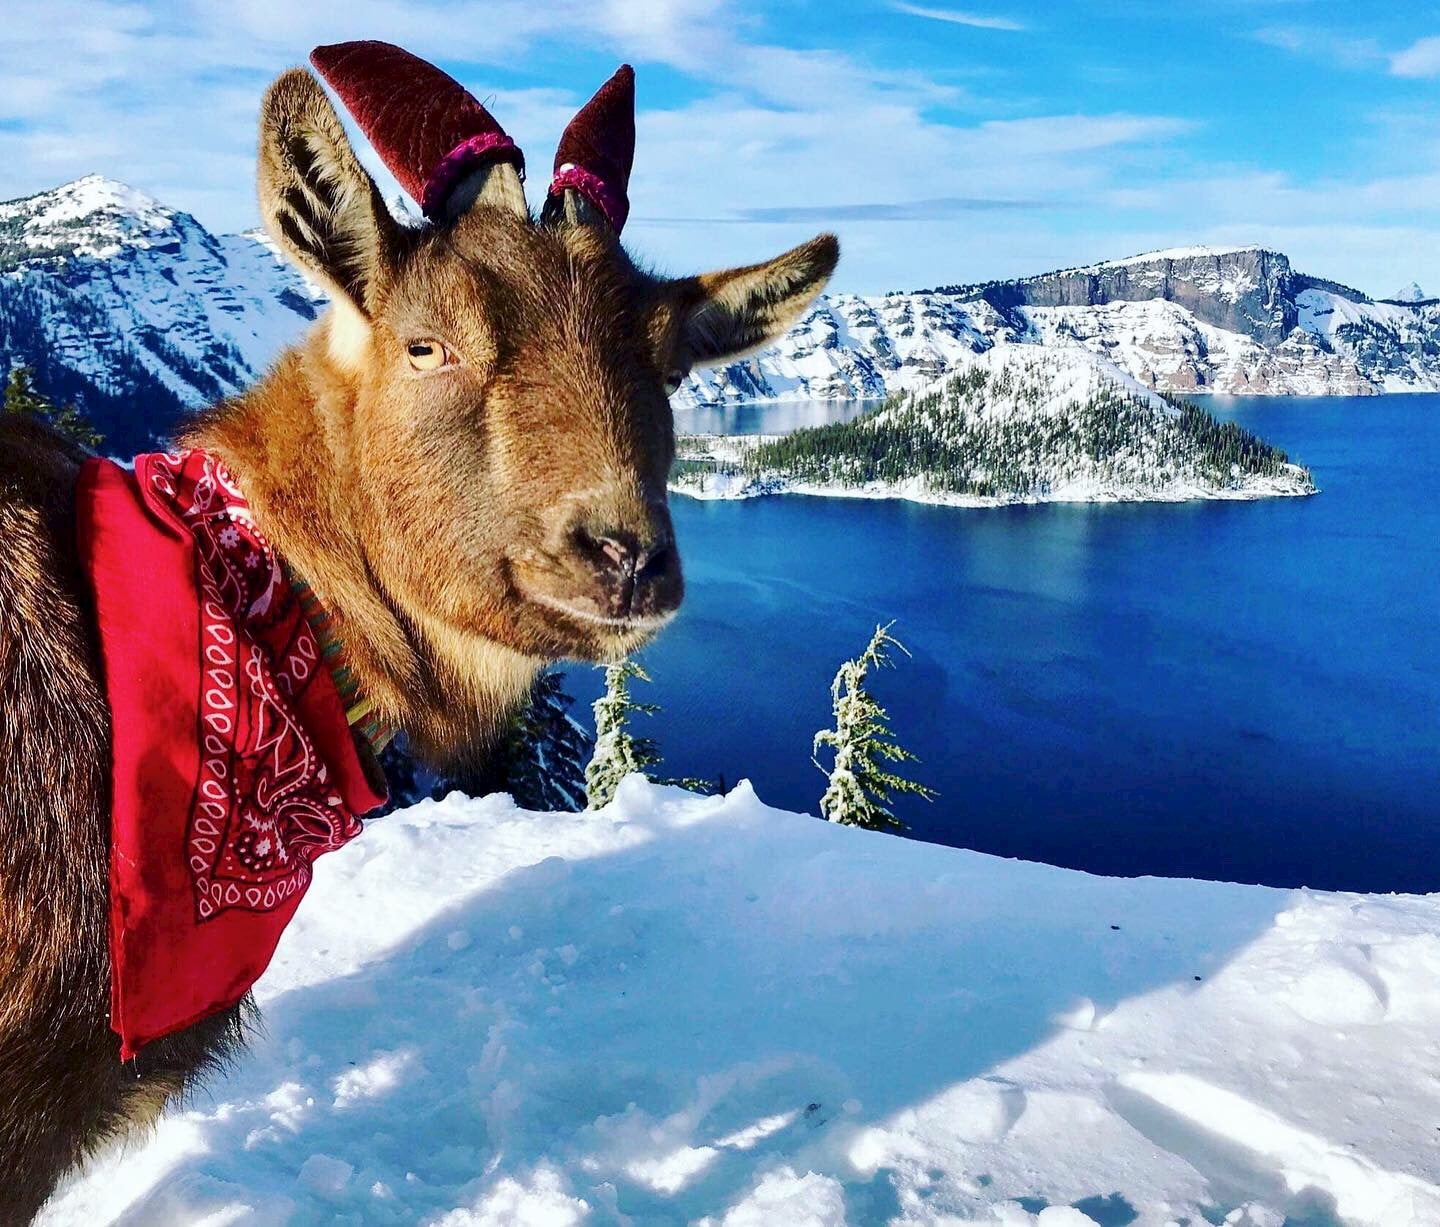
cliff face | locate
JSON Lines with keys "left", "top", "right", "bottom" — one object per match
{"left": 968, "top": 247, "right": 1301, "bottom": 347}
{"left": 679, "top": 245, "right": 1440, "bottom": 406}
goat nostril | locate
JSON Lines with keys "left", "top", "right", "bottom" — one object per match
{"left": 572, "top": 526, "right": 637, "bottom": 576}
{"left": 637, "top": 543, "right": 671, "bottom": 582}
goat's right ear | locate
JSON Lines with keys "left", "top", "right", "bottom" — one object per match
{"left": 257, "top": 68, "right": 400, "bottom": 313}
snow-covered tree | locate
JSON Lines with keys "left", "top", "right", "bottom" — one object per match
{"left": 500, "top": 668, "right": 591, "bottom": 811}
{"left": 585, "top": 659, "right": 661, "bottom": 809}
{"left": 813, "top": 622, "right": 935, "bottom": 832}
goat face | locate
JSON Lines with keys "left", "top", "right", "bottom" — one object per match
{"left": 337, "top": 213, "right": 688, "bottom": 663}
{"left": 256, "top": 62, "right": 837, "bottom": 666}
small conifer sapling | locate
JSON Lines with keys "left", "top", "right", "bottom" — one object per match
{"left": 585, "top": 659, "right": 661, "bottom": 810}
{"left": 813, "top": 622, "right": 936, "bottom": 832}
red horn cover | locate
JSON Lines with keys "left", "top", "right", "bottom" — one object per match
{"left": 310, "top": 41, "right": 525, "bottom": 219}
{"left": 549, "top": 65, "right": 636, "bottom": 232}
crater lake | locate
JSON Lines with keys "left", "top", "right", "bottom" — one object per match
{"left": 567, "top": 394, "right": 1440, "bottom": 893}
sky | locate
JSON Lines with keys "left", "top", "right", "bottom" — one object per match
{"left": 2, "top": 0, "right": 1438, "bottom": 296}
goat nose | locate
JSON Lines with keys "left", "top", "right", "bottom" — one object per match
{"left": 567, "top": 515, "right": 683, "bottom": 620}
{"left": 572, "top": 526, "right": 671, "bottom": 583}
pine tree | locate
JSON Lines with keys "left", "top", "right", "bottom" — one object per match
{"left": 3, "top": 366, "right": 103, "bottom": 450}
{"left": 499, "top": 668, "right": 592, "bottom": 811}
{"left": 813, "top": 622, "right": 936, "bottom": 832}
{"left": 378, "top": 671, "right": 593, "bottom": 813}
{"left": 585, "top": 659, "right": 661, "bottom": 810}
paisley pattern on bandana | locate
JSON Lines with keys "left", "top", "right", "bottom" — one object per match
{"left": 139, "top": 450, "right": 364, "bottom": 921}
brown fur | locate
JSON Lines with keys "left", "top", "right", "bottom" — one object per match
{"left": 0, "top": 62, "right": 836, "bottom": 1219}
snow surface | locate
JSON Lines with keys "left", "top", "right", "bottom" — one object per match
{"left": 0, "top": 174, "right": 175, "bottom": 259}
{"left": 37, "top": 778, "right": 1440, "bottom": 1226}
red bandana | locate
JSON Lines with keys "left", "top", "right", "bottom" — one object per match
{"left": 77, "top": 450, "right": 387, "bottom": 1059}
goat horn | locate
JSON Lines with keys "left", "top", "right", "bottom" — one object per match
{"left": 545, "top": 65, "right": 635, "bottom": 233}
{"left": 309, "top": 41, "right": 527, "bottom": 222}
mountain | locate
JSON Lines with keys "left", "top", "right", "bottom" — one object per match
{"left": 679, "top": 245, "right": 1440, "bottom": 407}
{"left": 1, "top": 178, "right": 1435, "bottom": 455}
{"left": 0, "top": 175, "right": 322, "bottom": 452}
{"left": 1393, "top": 281, "right": 1427, "bottom": 304}
{"left": 673, "top": 346, "right": 1315, "bottom": 506}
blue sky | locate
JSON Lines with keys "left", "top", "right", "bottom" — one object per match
{"left": 3, "top": 0, "right": 1438, "bottom": 296}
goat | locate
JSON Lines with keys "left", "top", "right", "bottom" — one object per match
{"left": 0, "top": 41, "right": 836, "bottom": 1221}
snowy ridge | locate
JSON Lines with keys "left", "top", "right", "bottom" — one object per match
{"left": 37, "top": 780, "right": 1440, "bottom": 1226}
{"left": 680, "top": 246, "right": 1440, "bottom": 405}
{"left": 1066, "top": 243, "right": 1265, "bottom": 272}
{"left": 0, "top": 176, "right": 323, "bottom": 451}
{"left": 674, "top": 346, "right": 1315, "bottom": 507}
{"left": 3, "top": 178, "right": 1437, "bottom": 454}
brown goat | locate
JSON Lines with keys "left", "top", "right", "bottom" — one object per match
{"left": 0, "top": 51, "right": 836, "bottom": 1221}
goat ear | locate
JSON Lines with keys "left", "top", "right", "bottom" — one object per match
{"left": 679, "top": 234, "right": 840, "bottom": 367}
{"left": 257, "top": 68, "right": 400, "bottom": 313}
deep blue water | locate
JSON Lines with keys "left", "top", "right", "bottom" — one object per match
{"left": 576, "top": 395, "right": 1440, "bottom": 893}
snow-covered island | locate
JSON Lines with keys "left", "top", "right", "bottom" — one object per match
{"left": 672, "top": 348, "right": 1316, "bottom": 508}
{"left": 38, "top": 780, "right": 1440, "bottom": 1226}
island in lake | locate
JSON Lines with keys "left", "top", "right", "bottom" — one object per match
{"left": 671, "top": 346, "right": 1316, "bottom": 507}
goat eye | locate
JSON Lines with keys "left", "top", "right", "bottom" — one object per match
{"left": 663, "top": 370, "right": 685, "bottom": 395}
{"left": 406, "top": 340, "right": 451, "bottom": 372}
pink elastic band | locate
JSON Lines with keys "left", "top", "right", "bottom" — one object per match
{"left": 421, "top": 132, "right": 524, "bottom": 218}
{"left": 547, "top": 163, "right": 627, "bottom": 233}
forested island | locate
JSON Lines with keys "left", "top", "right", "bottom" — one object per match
{"left": 672, "top": 348, "right": 1315, "bottom": 506}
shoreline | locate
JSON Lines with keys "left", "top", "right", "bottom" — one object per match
{"left": 670, "top": 474, "right": 1318, "bottom": 508}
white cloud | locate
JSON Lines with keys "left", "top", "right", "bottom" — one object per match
{"left": 890, "top": 2, "right": 1024, "bottom": 32}
{"left": 1251, "top": 25, "right": 1382, "bottom": 69}
{"left": 1390, "top": 35, "right": 1440, "bottom": 79}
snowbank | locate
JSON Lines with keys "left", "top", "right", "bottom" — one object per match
{"left": 40, "top": 780, "right": 1440, "bottom": 1226}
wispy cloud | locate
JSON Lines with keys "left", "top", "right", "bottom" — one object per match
{"left": 1390, "top": 36, "right": 1440, "bottom": 78}
{"left": 890, "top": 2, "right": 1024, "bottom": 32}
{"left": 639, "top": 196, "right": 1057, "bottom": 224}
{"left": 1252, "top": 25, "right": 1382, "bottom": 69}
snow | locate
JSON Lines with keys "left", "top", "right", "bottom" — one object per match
{"left": 0, "top": 176, "right": 323, "bottom": 444}
{"left": 36, "top": 778, "right": 1440, "bottom": 1226}
{"left": 673, "top": 273, "right": 1440, "bottom": 410}
{"left": 0, "top": 174, "right": 175, "bottom": 259}
{"left": 6, "top": 176, "right": 1439, "bottom": 442}
{"left": 1063, "top": 244, "right": 1265, "bottom": 274}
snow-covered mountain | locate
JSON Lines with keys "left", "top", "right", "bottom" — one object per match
{"left": 1393, "top": 281, "right": 1427, "bottom": 304}
{"left": 2, "top": 178, "right": 1436, "bottom": 455}
{"left": 674, "top": 346, "right": 1314, "bottom": 506}
{"left": 0, "top": 175, "right": 322, "bottom": 451}
{"left": 681, "top": 245, "right": 1440, "bottom": 405}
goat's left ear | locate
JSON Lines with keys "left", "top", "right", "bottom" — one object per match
{"left": 678, "top": 234, "right": 840, "bottom": 367}
{"left": 257, "top": 67, "right": 401, "bottom": 313}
